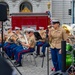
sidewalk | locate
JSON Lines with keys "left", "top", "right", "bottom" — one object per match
{"left": 11, "top": 54, "right": 53, "bottom": 75}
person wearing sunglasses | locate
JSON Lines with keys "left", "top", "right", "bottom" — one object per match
{"left": 13, "top": 28, "right": 36, "bottom": 67}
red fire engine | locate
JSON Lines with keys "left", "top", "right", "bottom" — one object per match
{"left": 11, "top": 13, "right": 51, "bottom": 30}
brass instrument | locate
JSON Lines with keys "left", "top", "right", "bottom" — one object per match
{"left": 16, "top": 32, "right": 28, "bottom": 44}
{"left": 62, "top": 24, "right": 72, "bottom": 35}
{"left": 14, "top": 31, "right": 29, "bottom": 49}
{"left": 20, "top": 31, "right": 29, "bottom": 49}
{"left": 13, "top": 33, "right": 24, "bottom": 45}
{"left": 8, "top": 34, "right": 18, "bottom": 43}
{"left": 23, "top": 34, "right": 28, "bottom": 44}
{"left": 70, "top": 24, "right": 75, "bottom": 36}
{"left": 5, "top": 33, "right": 16, "bottom": 43}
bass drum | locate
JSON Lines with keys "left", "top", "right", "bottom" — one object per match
{"left": 66, "top": 54, "right": 72, "bottom": 69}
{"left": 66, "top": 53, "right": 75, "bottom": 69}
{"left": 66, "top": 43, "right": 72, "bottom": 52}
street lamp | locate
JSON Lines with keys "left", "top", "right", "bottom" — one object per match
{"left": 47, "top": 2, "right": 50, "bottom": 10}
{"left": 47, "top": 2, "right": 51, "bottom": 25}
{"left": 47, "top": 2, "right": 51, "bottom": 16}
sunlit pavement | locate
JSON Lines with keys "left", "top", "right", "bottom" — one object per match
{"left": 9, "top": 52, "right": 54, "bottom": 75}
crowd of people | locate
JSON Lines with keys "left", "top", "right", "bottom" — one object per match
{"left": 0, "top": 20, "right": 73, "bottom": 72}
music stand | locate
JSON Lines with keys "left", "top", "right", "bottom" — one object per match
{"left": 34, "top": 32, "right": 42, "bottom": 40}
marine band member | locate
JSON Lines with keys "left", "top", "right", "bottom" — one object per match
{"left": 13, "top": 28, "right": 36, "bottom": 67}
{"left": 36, "top": 27, "right": 46, "bottom": 56}
{"left": 3, "top": 27, "right": 18, "bottom": 58}
{"left": 48, "top": 20, "right": 68, "bottom": 71}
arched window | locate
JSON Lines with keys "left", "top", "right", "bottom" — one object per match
{"left": 20, "top": 1, "right": 33, "bottom": 12}
{"left": 0, "top": 2, "right": 9, "bottom": 15}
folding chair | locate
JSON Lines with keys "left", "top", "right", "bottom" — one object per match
{"left": 22, "top": 48, "right": 37, "bottom": 67}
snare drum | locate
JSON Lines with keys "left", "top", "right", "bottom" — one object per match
{"left": 66, "top": 43, "right": 72, "bottom": 52}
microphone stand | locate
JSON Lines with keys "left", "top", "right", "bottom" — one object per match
{"left": 1, "top": 21, "right": 4, "bottom": 57}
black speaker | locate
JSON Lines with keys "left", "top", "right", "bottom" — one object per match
{"left": 0, "top": 4, "right": 7, "bottom": 21}
{"left": 61, "top": 41, "right": 66, "bottom": 72}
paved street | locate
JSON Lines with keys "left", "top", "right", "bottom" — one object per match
{"left": 7, "top": 49, "right": 54, "bottom": 75}
{"left": 17, "top": 55, "right": 53, "bottom": 75}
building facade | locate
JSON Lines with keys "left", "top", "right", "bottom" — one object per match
{"left": 0, "top": 0, "right": 50, "bottom": 27}
{"left": 0, "top": 0, "right": 74, "bottom": 25}
{"left": 0, "top": 0, "right": 50, "bottom": 13}
{"left": 51, "top": 0, "right": 75, "bottom": 24}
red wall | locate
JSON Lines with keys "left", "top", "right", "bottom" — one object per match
{"left": 11, "top": 14, "right": 49, "bottom": 30}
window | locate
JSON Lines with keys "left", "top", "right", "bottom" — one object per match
{"left": 20, "top": 1, "right": 32, "bottom": 12}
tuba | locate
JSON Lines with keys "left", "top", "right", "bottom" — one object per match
{"left": 62, "top": 24, "right": 72, "bottom": 35}
{"left": 70, "top": 24, "right": 75, "bottom": 36}
{"left": 20, "top": 31, "right": 29, "bottom": 49}
{"left": 21, "top": 31, "right": 28, "bottom": 44}
{"left": 62, "top": 24, "right": 75, "bottom": 44}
